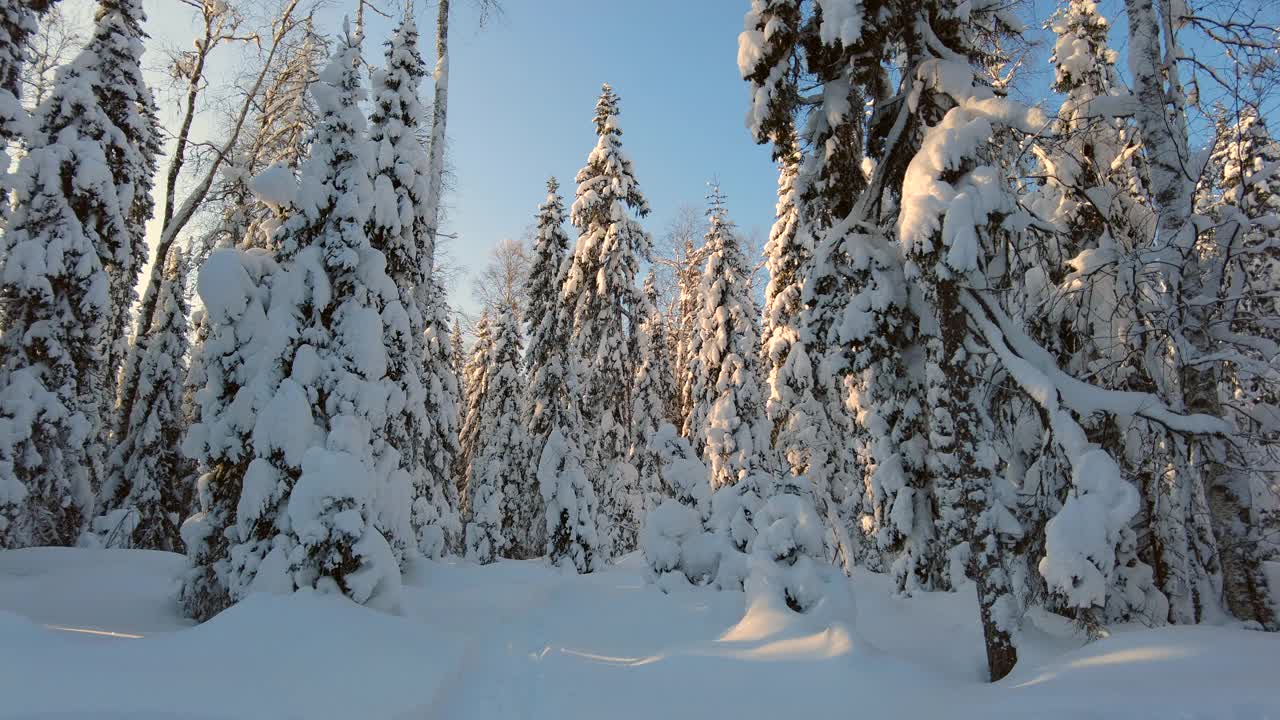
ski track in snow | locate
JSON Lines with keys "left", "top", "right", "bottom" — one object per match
{"left": 1, "top": 548, "right": 1278, "bottom": 720}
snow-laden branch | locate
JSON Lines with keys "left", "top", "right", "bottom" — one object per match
{"left": 962, "top": 290, "right": 1231, "bottom": 435}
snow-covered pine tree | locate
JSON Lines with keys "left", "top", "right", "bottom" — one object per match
{"left": 367, "top": 13, "right": 459, "bottom": 560}
{"left": 465, "top": 306, "right": 529, "bottom": 564}
{"left": 179, "top": 247, "right": 280, "bottom": 620}
{"left": 758, "top": 135, "right": 856, "bottom": 570}
{"left": 740, "top": 0, "right": 884, "bottom": 573}
{"left": 69, "top": 0, "right": 161, "bottom": 423}
{"left": 0, "top": 103, "right": 114, "bottom": 548}
{"left": 672, "top": 234, "right": 706, "bottom": 434}
{"left": 457, "top": 310, "right": 491, "bottom": 515}
{"left": 683, "top": 185, "right": 770, "bottom": 490}
{"left": 525, "top": 178, "right": 598, "bottom": 570}
{"left": 522, "top": 178, "right": 573, "bottom": 559}
{"left": 181, "top": 26, "right": 403, "bottom": 617}
{"left": 419, "top": 277, "right": 464, "bottom": 557}
{"left": 97, "top": 247, "right": 192, "bottom": 551}
{"left": 632, "top": 271, "right": 678, "bottom": 514}
{"left": 563, "top": 84, "right": 651, "bottom": 558}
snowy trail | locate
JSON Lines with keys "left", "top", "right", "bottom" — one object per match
{"left": 403, "top": 566, "right": 566, "bottom": 720}
{"left": 1, "top": 548, "right": 1278, "bottom": 720}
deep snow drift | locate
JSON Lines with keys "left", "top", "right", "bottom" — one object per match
{"left": 0, "top": 548, "right": 1276, "bottom": 719}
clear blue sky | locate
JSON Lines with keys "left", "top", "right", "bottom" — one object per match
{"left": 351, "top": 0, "right": 780, "bottom": 316}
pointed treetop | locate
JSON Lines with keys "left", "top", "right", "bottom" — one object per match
{"left": 593, "top": 83, "right": 621, "bottom": 136}
{"left": 643, "top": 269, "right": 659, "bottom": 304}
{"left": 385, "top": 9, "right": 420, "bottom": 58}
{"left": 706, "top": 180, "right": 733, "bottom": 232}
{"left": 400, "top": 1, "right": 417, "bottom": 34}
{"left": 546, "top": 176, "right": 559, "bottom": 195}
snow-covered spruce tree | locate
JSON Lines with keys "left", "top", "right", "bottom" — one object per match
{"left": 0, "top": 0, "right": 32, "bottom": 114}
{"left": 737, "top": 0, "right": 802, "bottom": 166}
{"left": 69, "top": 0, "right": 161, "bottom": 422}
{"left": 179, "top": 305, "right": 209, "bottom": 509}
{"left": 641, "top": 424, "right": 717, "bottom": 589}
{"left": 178, "top": 248, "right": 278, "bottom": 621}
{"left": 640, "top": 420, "right": 837, "bottom": 612}
{"left": 813, "top": 216, "right": 926, "bottom": 586}
{"left": 522, "top": 176, "right": 596, "bottom": 568}
{"left": 419, "top": 277, "right": 464, "bottom": 557}
{"left": 457, "top": 310, "right": 491, "bottom": 515}
{"left": 0, "top": 0, "right": 167, "bottom": 547}
{"left": 523, "top": 178, "right": 574, "bottom": 560}
{"left": 795, "top": 0, "right": 1029, "bottom": 678}
{"left": 464, "top": 306, "right": 529, "bottom": 564}
{"left": 643, "top": 418, "right": 755, "bottom": 596}
{"left": 672, "top": 234, "right": 706, "bottom": 434}
{"left": 0, "top": 115, "right": 115, "bottom": 548}
{"left": 181, "top": 28, "right": 403, "bottom": 618}
{"left": 756, "top": 133, "right": 859, "bottom": 572}
{"left": 563, "top": 83, "right": 651, "bottom": 559}
{"left": 367, "top": 13, "right": 458, "bottom": 560}
{"left": 747, "top": 471, "right": 846, "bottom": 614}
{"left": 632, "top": 271, "right": 678, "bottom": 514}
{"left": 682, "top": 185, "right": 770, "bottom": 490}
{"left": 97, "top": 248, "right": 192, "bottom": 551}
{"left": 526, "top": 178, "right": 599, "bottom": 571}
{"left": 740, "top": 0, "right": 889, "bottom": 573}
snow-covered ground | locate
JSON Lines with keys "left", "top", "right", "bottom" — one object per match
{"left": 0, "top": 548, "right": 1276, "bottom": 719}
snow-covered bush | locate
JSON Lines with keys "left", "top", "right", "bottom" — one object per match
{"left": 745, "top": 475, "right": 856, "bottom": 618}
{"left": 640, "top": 424, "right": 834, "bottom": 611}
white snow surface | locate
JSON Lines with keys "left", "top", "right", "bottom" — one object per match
{"left": 1, "top": 547, "right": 1277, "bottom": 719}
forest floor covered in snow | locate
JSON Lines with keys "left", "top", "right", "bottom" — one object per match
{"left": 0, "top": 548, "right": 1276, "bottom": 719}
